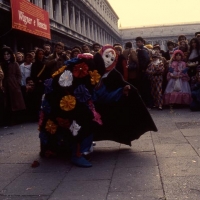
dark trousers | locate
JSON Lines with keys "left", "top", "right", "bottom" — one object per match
{"left": 138, "top": 73, "right": 153, "bottom": 107}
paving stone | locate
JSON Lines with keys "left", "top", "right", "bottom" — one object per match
{"left": 2, "top": 110, "right": 200, "bottom": 199}
{"left": 154, "top": 121, "right": 177, "bottom": 134}
{"left": 0, "top": 142, "right": 40, "bottom": 162}
{"left": 95, "top": 141, "right": 120, "bottom": 148}
{"left": 175, "top": 121, "right": 200, "bottom": 129}
{"left": 116, "top": 152, "right": 157, "bottom": 168}
{"left": 120, "top": 139, "right": 154, "bottom": 152}
{"left": 162, "top": 176, "right": 200, "bottom": 200}
{"left": 110, "top": 167, "right": 162, "bottom": 192}
{"left": 26, "top": 158, "right": 72, "bottom": 173}
{"left": 92, "top": 147, "right": 119, "bottom": 164}
{"left": 1, "top": 172, "right": 65, "bottom": 196}
{"left": 154, "top": 144, "right": 198, "bottom": 157}
{"left": 186, "top": 136, "right": 200, "bottom": 156}
{"left": 65, "top": 164, "right": 114, "bottom": 181}
{"left": 137, "top": 132, "right": 152, "bottom": 140}
{"left": 0, "top": 196, "right": 48, "bottom": 200}
{"left": 158, "top": 156, "right": 200, "bottom": 177}
{"left": 1, "top": 151, "right": 41, "bottom": 164}
{"left": 170, "top": 110, "right": 200, "bottom": 123}
{"left": 48, "top": 180, "right": 110, "bottom": 200}
{"left": 107, "top": 190, "right": 164, "bottom": 200}
{"left": 0, "top": 164, "right": 29, "bottom": 191}
{"left": 180, "top": 128, "right": 200, "bottom": 137}
{"left": 152, "top": 130, "right": 187, "bottom": 144}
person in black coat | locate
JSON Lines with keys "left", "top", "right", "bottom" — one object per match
{"left": 163, "top": 41, "right": 175, "bottom": 61}
{"left": 31, "top": 48, "right": 48, "bottom": 113}
{"left": 135, "top": 37, "right": 152, "bottom": 107}
{"left": 92, "top": 45, "right": 157, "bottom": 145}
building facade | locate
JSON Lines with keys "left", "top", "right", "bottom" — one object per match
{"left": 120, "top": 23, "right": 200, "bottom": 50}
{"left": 0, "top": 0, "right": 121, "bottom": 52}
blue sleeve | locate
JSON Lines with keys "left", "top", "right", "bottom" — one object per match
{"left": 93, "top": 84, "right": 123, "bottom": 103}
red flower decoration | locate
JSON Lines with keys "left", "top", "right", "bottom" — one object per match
{"left": 56, "top": 117, "right": 70, "bottom": 129}
{"left": 73, "top": 62, "right": 89, "bottom": 78}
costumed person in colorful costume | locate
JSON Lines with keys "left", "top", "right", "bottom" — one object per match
{"left": 190, "top": 66, "right": 200, "bottom": 111}
{"left": 92, "top": 45, "right": 157, "bottom": 145}
{"left": 38, "top": 45, "right": 157, "bottom": 167}
{"left": 146, "top": 51, "right": 164, "bottom": 110}
{"left": 39, "top": 53, "right": 103, "bottom": 167}
{"left": 163, "top": 50, "right": 192, "bottom": 106}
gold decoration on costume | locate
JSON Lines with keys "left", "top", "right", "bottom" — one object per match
{"left": 45, "top": 119, "right": 57, "bottom": 134}
{"left": 60, "top": 95, "right": 76, "bottom": 111}
{"left": 52, "top": 65, "right": 66, "bottom": 78}
{"left": 89, "top": 70, "right": 101, "bottom": 85}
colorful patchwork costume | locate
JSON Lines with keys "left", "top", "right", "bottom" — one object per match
{"left": 39, "top": 46, "right": 158, "bottom": 167}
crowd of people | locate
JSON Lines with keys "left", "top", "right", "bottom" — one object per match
{"left": 0, "top": 32, "right": 200, "bottom": 127}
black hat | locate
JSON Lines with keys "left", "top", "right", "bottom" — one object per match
{"left": 167, "top": 41, "right": 175, "bottom": 47}
{"left": 195, "top": 32, "right": 200, "bottom": 37}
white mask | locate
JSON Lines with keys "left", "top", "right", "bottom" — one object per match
{"left": 102, "top": 49, "right": 116, "bottom": 68}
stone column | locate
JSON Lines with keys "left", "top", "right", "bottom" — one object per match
{"left": 82, "top": 14, "right": 86, "bottom": 36}
{"left": 106, "top": 33, "right": 108, "bottom": 44}
{"left": 91, "top": 21, "right": 94, "bottom": 41}
{"left": 63, "top": 0, "right": 70, "bottom": 27}
{"left": 38, "top": 0, "right": 43, "bottom": 8}
{"left": 78, "top": 10, "right": 81, "bottom": 33}
{"left": 55, "top": 0, "right": 62, "bottom": 23}
{"left": 86, "top": 17, "right": 91, "bottom": 39}
{"left": 45, "top": 0, "right": 53, "bottom": 19}
{"left": 94, "top": 24, "right": 97, "bottom": 42}
{"left": 70, "top": 4, "right": 76, "bottom": 31}
{"left": 100, "top": 29, "right": 103, "bottom": 45}
{"left": 99, "top": 28, "right": 101, "bottom": 44}
{"left": 104, "top": 32, "right": 106, "bottom": 44}
{"left": 34, "top": 0, "right": 39, "bottom": 6}
{"left": 95, "top": 24, "right": 98, "bottom": 42}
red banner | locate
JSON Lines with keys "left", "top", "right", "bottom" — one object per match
{"left": 11, "top": 0, "right": 51, "bottom": 39}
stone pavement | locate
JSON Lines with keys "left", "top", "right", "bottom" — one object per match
{"left": 0, "top": 108, "right": 200, "bottom": 200}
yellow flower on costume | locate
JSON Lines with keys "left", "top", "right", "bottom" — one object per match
{"left": 60, "top": 95, "right": 76, "bottom": 111}
{"left": 45, "top": 119, "right": 57, "bottom": 134}
{"left": 52, "top": 66, "right": 66, "bottom": 78}
{"left": 89, "top": 70, "right": 101, "bottom": 85}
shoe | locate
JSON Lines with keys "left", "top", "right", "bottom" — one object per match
{"left": 82, "top": 153, "right": 92, "bottom": 161}
{"left": 158, "top": 107, "right": 162, "bottom": 110}
{"left": 71, "top": 156, "right": 92, "bottom": 167}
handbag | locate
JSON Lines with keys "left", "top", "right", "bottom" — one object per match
{"left": 173, "top": 79, "right": 181, "bottom": 92}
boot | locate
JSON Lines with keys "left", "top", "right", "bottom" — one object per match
{"left": 71, "top": 142, "right": 92, "bottom": 168}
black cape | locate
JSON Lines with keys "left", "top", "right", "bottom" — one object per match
{"left": 92, "top": 54, "right": 157, "bottom": 145}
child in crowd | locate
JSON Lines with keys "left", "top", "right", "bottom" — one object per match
{"left": 146, "top": 51, "right": 164, "bottom": 110}
{"left": 164, "top": 50, "right": 192, "bottom": 106}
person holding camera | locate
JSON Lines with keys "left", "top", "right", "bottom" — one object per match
{"left": 45, "top": 42, "right": 67, "bottom": 77}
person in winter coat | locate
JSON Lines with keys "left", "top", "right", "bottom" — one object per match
{"left": 122, "top": 42, "right": 139, "bottom": 86}
{"left": 114, "top": 45, "right": 128, "bottom": 81}
{"left": 1, "top": 46, "right": 26, "bottom": 125}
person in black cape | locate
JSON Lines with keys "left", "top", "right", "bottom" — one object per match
{"left": 92, "top": 45, "right": 157, "bottom": 146}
